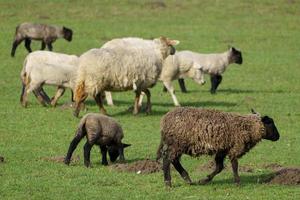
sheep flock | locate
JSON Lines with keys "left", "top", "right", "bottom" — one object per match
{"left": 9, "top": 22, "right": 284, "bottom": 188}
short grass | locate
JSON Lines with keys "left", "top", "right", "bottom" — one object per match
{"left": 0, "top": 0, "right": 300, "bottom": 199}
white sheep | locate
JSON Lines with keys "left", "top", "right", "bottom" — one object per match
{"left": 175, "top": 47, "right": 243, "bottom": 94}
{"left": 20, "top": 51, "right": 114, "bottom": 108}
{"left": 73, "top": 37, "right": 179, "bottom": 117}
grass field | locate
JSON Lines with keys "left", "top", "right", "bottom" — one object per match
{"left": 0, "top": 0, "right": 300, "bottom": 199}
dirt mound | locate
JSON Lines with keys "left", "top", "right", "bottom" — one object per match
{"left": 263, "top": 163, "right": 284, "bottom": 171}
{"left": 0, "top": 156, "right": 4, "bottom": 163}
{"left": 111, "top": 159, "right": 161, "bottom": 174}
{"left": 42, "top": 155, "right": 80, "bottom": 163}
{"left": 264, "top": 168, "right": 300, "bottom": 185}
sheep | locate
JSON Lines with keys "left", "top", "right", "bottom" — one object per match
{"left": 64, "top": 113, "right": 131, "bottom": 167}
{"left": 139, "top": 53, "right": 206, "bottom": 106}
{"left": 20, "top": 51, "right": 78, "bottom": 107}
{"left": 166, "top": 47, "right": 243, "bottom": 94}
{"left": 73, "top": 36, "right": 179, "bottom": 117}
{"left": 11, "top": 22, "right": 73, "bottom": 57}
{"left": 156, "top": 107, "right": 280, "bottom": 187}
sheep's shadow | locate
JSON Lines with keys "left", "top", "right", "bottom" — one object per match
{"left": 187, "top": 173, "right": 273, "bottom": 187}
{"left": 217, "top": 88, "right": 287, "bottom": 94}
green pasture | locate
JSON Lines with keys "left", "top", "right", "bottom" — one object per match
{"left": 0, "top": 0, "right": 299, "bottom": 199}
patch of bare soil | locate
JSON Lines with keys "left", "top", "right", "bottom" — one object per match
{"left": 263, "top": 163, "right": 284, "bottom": 171}
{"left": 111, "top": 159, "right": 161, "bottom": 174}
{"left": 264, "top": 168, "right": 300, "bottom": 185}
{"left": 41, "top": 155, "right": 80, "bottom": 163}
{"left": 145, "top": 1, "right": 167, "bottom": 9}
{"left": 0, "top": 156, "right": 4, "bottom": 163}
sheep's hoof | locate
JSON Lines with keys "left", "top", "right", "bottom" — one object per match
{"left": 164, "top": 181, "right": 172, "bottom": 188}
{"left": 73, "top": 110, "right": 80, "bottom": 118}
{"left": 21, "top": 102, "right": 27, "bottom": 108}
{"left": 84, "top": 162, "right": 91, "bottom": 168}
{"left": 64, "top": 159, "right": 70, "bottom": 165}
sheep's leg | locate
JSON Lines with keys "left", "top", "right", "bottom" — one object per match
{"left": 33, "top": 89, "right": 47, "bottom": 107}
{"left": 178, "top": 78, "right": 187, "bottom": 93}
{"left": 20, "top": 81, "right": 28, "bottom": 107}
{"left": 199, "top": 152, "right": 226, "bottom": 184}
{"left": 210, "top": 74, "right": 222, "bottom": 94}
{"left": 172, "top": 158, "right": 192, "bottom": 184}
{"left": 163, "top": 81, "right": 180, "bottom": 107}
{"left": 99, "top": 145, "right": 108, "bottom": 165}
{"left": 73, "top": 94, "right": 88, "bottom": 117}
{"left": 94, "top": 92, "right": 107, "bottom": 115}
{"left": 24, "top": 38, "right": 32, "bottom": 53}
{"left": 138, "top": 92, "right": 144, "bottom": 107}
{"left": 51, "top": 86, "right": 65, "bottom": 107}
{"left": 133, "top": 91, "right": 141, "bottom": 115}
{"left": 47, "top": 43, "right": 53, "bottom": 51}
{"left": 70, "top": 90, "right": 74, "bottom": 102}
{"left": 163, "top": 157, "right": 172, "bottom": 187}
{"left": 39, "top": 88, "right": 51, "bottom": 104}
{"left": 143, "top": 89, "right": 151, "bottom": 114}
{"left": 230, "top": 158, "right": 240, "bottom": 185}
{"left": 104, "top": 91, "right": 114, "bottom": 106}
{"left": 41, "top": 41, "right": 46, "bottom": 50}
{"left": 83, "top": 141, "right": 93, "bottom": 167}
{"left": 11, "top": 39, "right": 23, "bottom": 57}
{"left": 64, "top": 134, "right": 84, "bottom": 165}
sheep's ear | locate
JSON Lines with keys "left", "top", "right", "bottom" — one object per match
{"left": 160, "top": 36, "right": 180, "bottom": 46}
{"left": 122, "top": 143, "right": 131, "bottom": 148}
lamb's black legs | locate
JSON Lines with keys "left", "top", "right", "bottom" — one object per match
{"left": 100, "top": 145, "right": 108, "bottom": 166}
{"left": 24, "top": 38, "right": 32, "bottom": 53}
{"left": 41, "top": 41, "right": 46, "bottom": 50}
{"left": 178, "top": 78, "right": 188, "bottom": 93}
{"left": 231, "top": 158, "right": 240, "bottom": 185}
{"left": 210, "top": 74, "right": 222, "bottom": 94}
{"left": 64, "top": 135, "right": 83, "bottom": 165}
{"left": 83, "top": 142, "right": 93, "bottom": 167}
{"left": 163, "top": 158, "right": 172, "bottom": 187}
{"left": 199, "top": 151, "right": 226, "bottom": 184}
{"left": 11, "top": 39, "right": 23, "bottom": 57}
{"left": 47, "top": 43, "right": 53, "bottom": 51}
{"left": 172, "top": 158, "right": 192, "bottom": 184}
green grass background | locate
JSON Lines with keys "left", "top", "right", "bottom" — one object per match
{"left": 0, "top": 0, "right": 299, "bottom": 199}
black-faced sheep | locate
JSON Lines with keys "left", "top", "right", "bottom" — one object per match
{"left": 64, "top": 113, "right": 130, "bottom": 167}
{"left": 157, "top": 107, "right": 280, "bottom": 187}
{"left": 167, "top": 47, "right": 242, "bottom": 94}
{"left": 73, "top": 37, "right": 179, "bottom": 117}
{"left": 11, "top": 22, "right": 73, "bottom": 57}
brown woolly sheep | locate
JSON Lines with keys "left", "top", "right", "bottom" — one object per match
{"left": 157, "top": 107, "right": 280, "bottom": 187}
{"left": 11, "top": 22, "right": 73, "bottom": 57}
{"left": 64, "top": 113, "right": 130, "bottom": 167}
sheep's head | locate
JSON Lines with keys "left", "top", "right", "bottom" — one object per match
{"left": 229, "top": 47, "right": 242, "bottom": 64}
{"left": 159, "top": 36, "right": 180, "bottom": 59}
{"left": 63, "top": 26, "right": 73, "bottom": 42}
{"left": 108, "top": 143, "right": 131, "bottom": 162}
{"left": 261, "top": 116, "right": 280, "bottom": 141}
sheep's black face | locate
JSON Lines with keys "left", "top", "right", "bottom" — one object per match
{"left": 108, "top": 146, "right": 119, "bottom": 162}
{"left": 231, "top": 47, "right": 243, "bottom": 64}
{"left": 108, "top": 143, "right": 131, "bottom": 162}
{"left": 170, "top": 45, "right": 176, "bottom": 55}
{"left": 63, "top": 27, "right": 73, "bottom": 42}
{"left": 261, "top": 116, "right": 280, "bottom": 141}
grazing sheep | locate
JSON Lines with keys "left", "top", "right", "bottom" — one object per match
{"left": 11, "top": 22, "right": 73, "bottom": 57}
{"left": 157, "top": 107, "right": 280, "bottom": 187}
{"left": 73, "top": 37, "right": 179, "bottom": 117}
{"left": 64, "top": 113, "right": 131, "bottom": 167}
{"left": 167, "top": 47, "right": 242, "bottom": 94}
{"left": 20, "top": 51, "right": 78, "bottom": 107}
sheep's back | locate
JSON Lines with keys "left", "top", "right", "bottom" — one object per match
{"left": 78, "top": 47, "right": 161, "bottom": 94}
{"left": 161, "top": 107, "right": 262, "bottom": 157}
